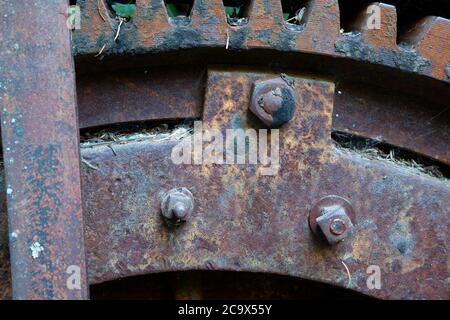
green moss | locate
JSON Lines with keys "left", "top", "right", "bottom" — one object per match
{"left": 111, "top": 3, "right": 136, "bottom": 20}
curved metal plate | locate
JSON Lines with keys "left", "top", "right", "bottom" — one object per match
{"left": 80, "top": 70, "right": 449, "bottom": 299}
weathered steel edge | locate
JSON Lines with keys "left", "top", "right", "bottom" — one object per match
{"left": 0, "top": 1, "right": 88, "bottom": 299}
{"left": 0, "top": 169, "right": 11, "bottom": 300}
{"left": 76, "top": 66, "right": 206, "bottom": 128}
{"left": 72, "top": 0, "right": 450, "bottom": 83}
{"left": 74, "top": 66, "right": 450, "bottom": 165}
{"left": 80, "top": 140, "right": 449, "bottom": 300}
{"left": 79, "top": 71, "right": 449, "bottom": 299}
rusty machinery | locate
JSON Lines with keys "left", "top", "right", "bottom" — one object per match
{"left": 0, "top": 0, "right": 449, "bottom": 300}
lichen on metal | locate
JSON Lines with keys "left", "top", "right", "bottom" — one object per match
{"left": 0, "top": 0, "right": 88, "bottom": 299}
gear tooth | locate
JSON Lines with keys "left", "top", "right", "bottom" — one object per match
{"left": 137, "top": 0, "right": 170, "bottom": 47}
{"left": 399, "top": 16, "right": 450, "bottom": 80}
{"left": 246, "top": 0, "right": 282, "bottom": 49}
{"left": 399, "top": 16, "right": 441, "bottom": 46}
{"left": 191, "top": 0, "right": 224, "bottom": 26}
{"left": 349, "top": 2, "right": 398, "bottom": 50}
{"left": 252, "top": 0, "right": 283, "bottom": 26}
{"left": 192, "top": 0, "right": 228, "bottom": 44}
{"left": 297, "top": 0, "right": 340, "bottom": 53}
{"left": 254, "top": 0, "right": 340, "bottom": 54}
{"left": 71, "top": 0, "right": 115, "bottom": 54}
{"left": 72, "top": 0, "right": 448, "bottom": 83}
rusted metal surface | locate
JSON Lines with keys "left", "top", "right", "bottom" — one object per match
{"left": 333, "top": 81, "right": 450, "bottom": 165}
{"left": 90, "top": 271, "right": 371, "bottom": 300}
{"left": 346, "top": 3, "right": 397, "bottom": 51}
{"left": 74, "top": 67, "right": 450, "bottom": 166}
{"left": 0, "top": 0, "right": 88, "bottom": 299}
{"left": 77, "top": 66, "right": 205, "bottom": 129}
{"left": 160, "top": 187, "right": 195, "bottom": 226}
{"left": 0, "top": 1, "right": 446, "bottom": 302}
{"left": 308, "top": 195, "right": 356, "bottom": 245}
{"left": 72, "top": 1, "right": 449, "bottom": 82}
{"left": 249, "top": 76, "right": 297, "bottom": 127}
{"left": 0, "top": 169, "right": 12, "bottom": 300}
{"left": 399, "top": 16, "right": 450, "bottom": 80}
{"left": 79, "top": 69, "right": 449, "bottom": 299}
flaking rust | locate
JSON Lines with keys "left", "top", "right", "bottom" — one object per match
{"left": 0, "top": 0, "right": 88, "bottom": 299}
{"left": 72, "top": 0, "right": 450, "bottom": 82}
{"left": 0, "top": 0, "right": 448, "bottom": 301}
{"left": 79, "top": 70, "right": 449, "bottom": 299}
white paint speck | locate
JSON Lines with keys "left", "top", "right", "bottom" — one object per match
{"left": 11, "top": 118, "right": 16, "bottom": 123}
{"left": 10, "top": 230, "right": 19, "bottom": 239}
{"left": 30, "top": 242, "right": 44, "bottom": 259}
{"left": 6, "top": 147, "right": 10, "bottom": 151}
{"left": 6, "top": 187, "right": 13, "bottom": 195}
{"left": 338, "top": 91, "right": 342, "bottom": 94}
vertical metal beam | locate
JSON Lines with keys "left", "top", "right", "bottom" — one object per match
{"left": 0, "top": 0, "right": 88, "bottom": 299}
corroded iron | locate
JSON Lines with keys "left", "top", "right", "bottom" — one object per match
{"left": 249, "top": 76, "right": 297, "bottom": 127}
{"left": 160, "top": 187, "right": 194, "bottom": 226}
{"left": 68, "top": 0, "right": 450, "bottom": 164}
{"left": 73, "top": 68, "right": 450, "bottom": 166}
{"left": 309, "top": 196, "right": 356, "bottom": 245}
{"left": 0, "top": 0, "right": 88, "bottom": 299}
{"left": 77, "top": 66, "right": 205, "bottom": 129}
{"left": 78, "top": 70, "right": 449, "bottom": 299}
{"left": 333, "top": 82, "right": 450, "bottom": 165}
{"left": 0, "top": 1, "right": 448, "bottom": 301}
{"left": 0, "top": 171, "right": 11, "bottom": 300}
{"left": 72, "top": 0, "right": 449, "bottom": 82}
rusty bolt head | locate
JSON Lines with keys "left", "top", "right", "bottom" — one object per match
{"left": 172, "top": 202, "right": 188, "bottom": 219}
{"left": 329, "top": 218, "right": 346, "bottom": 235}
{"left": 249, "top": 76, "right": 296, "bottom": 127}
{"left": 161, "top": 187, "right": 194, "bottom": 227}
{"left": 309, "top": 196, "right": 355, "bottom": 245}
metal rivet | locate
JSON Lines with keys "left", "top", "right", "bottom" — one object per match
{"left": 309, "top": 196, "right": 355, "bottom": 245}
{"left": 249, "top": 75, "right": 297, "bottom": 127}
{"left": 160, "top": 187, "right": 194, "bottom": 227}
{"left": 172, "top": 202, "right": 188, "bottom": 219}
{"left": 330, "top": 218, "right": 346, "bottom": 235}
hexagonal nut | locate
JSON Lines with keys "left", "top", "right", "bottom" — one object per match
{"left": 309, "top": 196, "right": 356, "bottom": 245}
{"left": 316, "top": 206, "right": 355, "bottom": 245}
{"left": 161, "top": 187, "right": 194, "bottom": 226}
{"left": 249, "top": 77, "right": 296, "bottom": 127}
